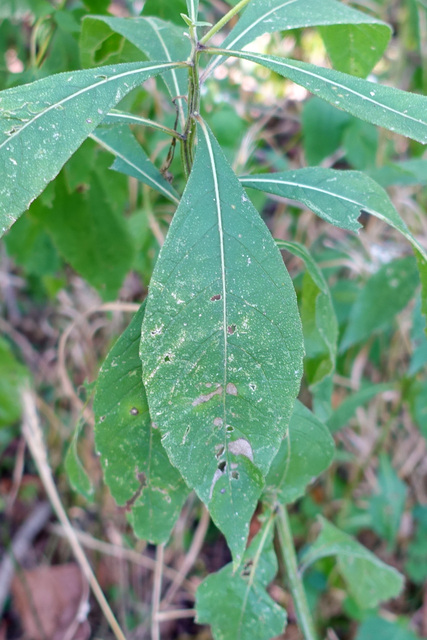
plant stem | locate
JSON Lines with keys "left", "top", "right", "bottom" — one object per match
{"left": 200, "top": 0, "right": 251, "bottom": 45}
{"left": 276, "top": 505, "right": 318, "bottom": 640}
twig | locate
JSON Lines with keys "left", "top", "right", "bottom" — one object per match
{"left": 161, "top": 506, "right": 209, "bottom": 606}
{"left": 0, "top": 502, "right": 51, "bottom": 616}
{"left": 152, "top": 545, "right": 164, "bottom": 640}
{"left": 21, "top": 388, "right": 127, "bottom": 640}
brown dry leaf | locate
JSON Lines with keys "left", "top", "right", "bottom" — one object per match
{"left": 12, "top": 563, "right": 90, "bottom": 640}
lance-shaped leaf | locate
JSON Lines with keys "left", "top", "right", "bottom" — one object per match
{"left": 300, "top": 516, "right": 404, "bottom": 609}
{"left": 94, "top": 303, "right": 189, "bottom": 544}
{"left": 263, "top": 401, "right": 335, "bottom": 506}
{"left": 196, "top": 512, "right": 286, "bottom": 640}
{"left": 277, "top": 240, "right": 338, "bottom": 388}
{"left": 186, "top": 0, "right": 199, "bottom": 23}
{"left": 242, "top": 168, "right": 427, "bottom": 326}
{"left": 219, "top": 50, "right": 427, "bottom": 144}
{"left": 90, "top": 125, "right": 179, "bottom": 204}
{"left": 0, "top": 59, "right": 184, "bottom": 237}
{"left": 81, "top": 16, "right": 190, "bottom": 128}
{"left": 240, "top": 168, "right": 427, "bottom": 262}
{"left": 202, "top": 0, "right": 390, "bottom": 81}
{"left": 140, "top": 120, "right": 304, "bottom": 566}
{"left": 341, "top": 256, "right": 419, "bottom": 351}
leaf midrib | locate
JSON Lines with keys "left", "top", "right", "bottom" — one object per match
{"left": 229, "top": 50, "right": 426, "bottom": 129}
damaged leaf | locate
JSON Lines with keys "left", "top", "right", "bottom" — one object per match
{"left": 94, "top": 303, "right": 189, "bottom": 544}
{"left": 140, "top": 120, "right": 304, "bottom": 566}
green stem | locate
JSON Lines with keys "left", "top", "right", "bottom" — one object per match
{"left": 276, "top": 505, "right": 318, "bottom": 640}
{"left": 199, "top": 0, "right": 251, "bottom": 45}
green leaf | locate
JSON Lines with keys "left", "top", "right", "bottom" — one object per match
{"left": 356, "top": 617, "right": 421, "bottom": 640}
{"left": 4, "top": 213, "right": 60, "bottom": 277}
{"left": 221, "top": 50, "right": 427, "bottom": 144}
{"left": 327, "top": 383, "right": 394, "bottom": 434}
{"left": 368, "top": 454, "right": 407, "bottom": 549}
{"left": 196, "top": 512, "right": 287, "bottom": 640}
{"left": 341, "top": 256, "right": 419, "bottom": 351}
{"left": 90, "top": 125, "right": 179, "bottom": 204}
{"left": 368, "top": 158, "right": 427, "bottom": 187}
{"left": 319, "top": 23, "right": 389, "bottom": 78}
{"left": 302, "top": 97, "right": 350, "bottom": 166}
{"left": 301, "top": 516, "right": 404, "bottom": 609}
{"left": 186, "top": 0, "right": 199, "bottom": 23}
{"left": 65, "top": 418, "right": 95, "bottom": 502}
{"left": 94, "top": 303, "right": 189, "bottom": 544}
{"left": 264, "top": 401, "right": 335, "bottom": 506}
{"left": 34, "top": 172, "right": 135, "bottom": 300}
{"left": 140, "top": 120, "right": 304, "bottom": 566}
{"left": 81, "top": 17, "right": 189, "bottom": 128}
{"left": 0, "top": 59, "right": 184, "bottom": 237}
{"left": 204, "top": 0, "right": 390, "bottom": 80}
{"left": 143, "top": 0, "right": 188, "bottom": 24}
{"left": 277, "top": 240, "right": 338, "bottom": 388}
{"left": 0, "top": 338, "right": 31, "bottom": 428}
{"left": 343, "top": 120, "right": 378, "bottom": 170}
{"left": 240, "top": 168, "right": 427, "bottom": 264}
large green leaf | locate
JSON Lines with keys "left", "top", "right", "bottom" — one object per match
{"left": 140, "top": 120, "right": 304, "bottom": 566}
{"left": 94, "top": 303, "right": 189, "bottom": 544}
{"left": 203, "top": 0, "right": 390, "bottom": 80}
{"left": 81, "top": 16, "right": 189, "bottom": 128}
{"left": 264, "top": 401, "right": 335, "bottom": 506}
{"left": 277, "top": 240, "right": 338, "bottom": 388}
{"left": 196, "top": 512, "right": 287, "bottom": 640}
{"left": 341, "top": 256, "right": 419, "bottom": 351}
{"left": 90, "top": 125, "right": 179, "bottom": 204}
{"left": 301, "top": 516, "right": 404, "bottom": 609}
{"left": 0, "top": 59, "right": 184, "bottom": 237}
{"left": 240, "top": 168, "right": 427, "bottom": 262}
{"left": 219, "top": 50, "right": 427, "bottom": 144}
{"left": 242, "top": 168, "right": 427, "bottom": 328}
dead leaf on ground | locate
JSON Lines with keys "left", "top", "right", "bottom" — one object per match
{"left": 12, "top": 563, "right": 90, "bottom": 640}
